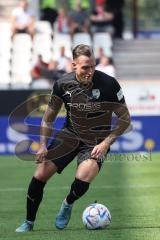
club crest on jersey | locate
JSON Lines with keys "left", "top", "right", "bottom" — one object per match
{"left": 92, "top": 89, "right": 100, "bottom": 99}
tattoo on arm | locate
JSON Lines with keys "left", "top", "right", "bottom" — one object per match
{"left": 105, "top": 104, "right": 131, "bottom": 146}
{"left": 40, "top": 95, "right": 63, "bottom": 146}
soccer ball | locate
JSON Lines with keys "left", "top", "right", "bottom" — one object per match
{"left": 82, "top": 203, "right": 111, "bottom": 230}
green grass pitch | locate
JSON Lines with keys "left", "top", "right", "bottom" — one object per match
{"left": 0, "top": 152, "right": 160, "bottom": 240}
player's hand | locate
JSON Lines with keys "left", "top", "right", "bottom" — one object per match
{"left": 35, "top": 144, "right": 48, "bottom": 164}
{"left": 91, "top": 140, "right": 110, "bottom": 159}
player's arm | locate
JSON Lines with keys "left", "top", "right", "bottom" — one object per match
{"left": 91, "top": 77, "right": 131, "bottom": 159}
{"left": 103, "top": 80, "right": 131, "bottom": 147}
{"left": 91, "top": 103, "right": 131, "bottom": 159}
{"left": 105, "top": 103, "right": 131, "bottom": 146}
{"left": 40, "top": 99, "right": 62, "bottom": 147}
{"left": 36, "top": 95, "right": 63, "bottom": 163}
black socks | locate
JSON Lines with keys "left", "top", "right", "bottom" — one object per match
{"left": 26, "top": 177, "right": 90, "bottom": 221}
{"left": 26, "top": 177, "right": 46, "bottom": 221}
{"left": 66, "top": 178, "right": 90, "bottom": 204}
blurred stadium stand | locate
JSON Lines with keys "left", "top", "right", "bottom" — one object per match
{"left": 52, "top": 33, "right": 72, "bottom": 59}
{"left": 113, "top": 39, "right": 160, "bottom": 80}
{"left": 0, "top": 25, "right": 113, "bottom": 88}
{"left": 0, "top": 0, "right": 17, "bottom": 21}
{"left": 0, "top": 0, "right": 160, "bottom": 89}
{"left": 0, "top": 0, "right": 114, "bottom": 89}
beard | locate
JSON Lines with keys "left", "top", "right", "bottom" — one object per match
{"left": 77, "top": 74, "right": 93, "bottom": 83}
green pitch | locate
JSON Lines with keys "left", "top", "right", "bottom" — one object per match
{"left": 0, "top": 153, "right": 160, "bottom": 240}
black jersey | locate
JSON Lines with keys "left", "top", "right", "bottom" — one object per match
{"left": 48, "top": 70, "right": 125, "bottom": 145}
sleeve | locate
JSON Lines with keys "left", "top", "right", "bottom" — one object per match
{"left": 50, "top": 81, "right": 62, "bottom": 98}
{"left": 48, "top": 81, "right": 63, "bottom": 108}
{"left": 111, "top": 78, "right": 125, "bottom": 104}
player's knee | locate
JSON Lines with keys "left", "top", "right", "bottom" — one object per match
{"left": 76, "top": 172, "right": 90, "bottom": 182}
{"left": 76, "top": 160, "right": 99, "bottom": 182}
{"left": 34, "top": 170, "right": 49, "bottom": 182}
{"left": 34, "top": 162, "right": 57, "bottom": 182}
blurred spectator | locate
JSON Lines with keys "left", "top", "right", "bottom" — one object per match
{"left": 90, "top": 3, "right": 114, "bottom": 35}
{"left": 68, "top": 0, "right": 90, "bottom": 37}
{"left": 56, "top": 46, "right": 70, "bottom": 71}
{"left": 31, "top": 54, "right": 48, "bottom": 80}
{"left": 96, "top": 0, "right": 106, "bottom": 5}
{"left": 38, "top": 58, "right": 73, "bottom": 82}
{"left": 31, "top": 54, "right": 51, "bottom": 89}
{"left": 31, "top": 53, "right": 73, "bottom": 87}
{"left": 69, "top": 0, "right": 91, "bottom": 11}
{"left": 95, "top": 47, "right": 105, "bottom": 64}
{"left": 96, "top": 55, "right": 116, "bottom": 78}
{"left": 11, "top": 0, "right": 35, "bottom": 38}
{"left": 65, "top": 58, "right": 73, "bottom": 73}
{"left": 40, "top": 0, "right": 58, "bottom": 27}
{"left": 55, "top": 8, "right": 70, "bottom": 34}
{"left": 107, "top": 0, "right": 125, "bottom": 38}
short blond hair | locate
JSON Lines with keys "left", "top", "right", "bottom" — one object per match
{"left": 72, "top": 44, "right": 93, "bottom": 60}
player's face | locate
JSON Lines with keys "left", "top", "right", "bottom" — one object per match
{"left": 73, "top": 55, "right": 96, "bottom": 83}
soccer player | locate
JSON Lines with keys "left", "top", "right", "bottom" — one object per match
{"left": 15, "top": 44, "right": 131, "bottom": 232}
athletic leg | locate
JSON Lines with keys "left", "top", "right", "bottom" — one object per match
{"left": 15, "top": 161, "right": 57, "bottom": 232}
{"left": 16, "top": 128, "right": 79, "bottom": 232}
{"left": 55, "top": 158, "right": 100, "bottom": 229}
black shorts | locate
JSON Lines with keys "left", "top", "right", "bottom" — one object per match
{"left": 46, "top": 128, "right": 106, "bottom": 174}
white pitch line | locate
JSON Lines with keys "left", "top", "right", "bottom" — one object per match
{"left": 0, "top": 184, "right": 160, "bottom": 192}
